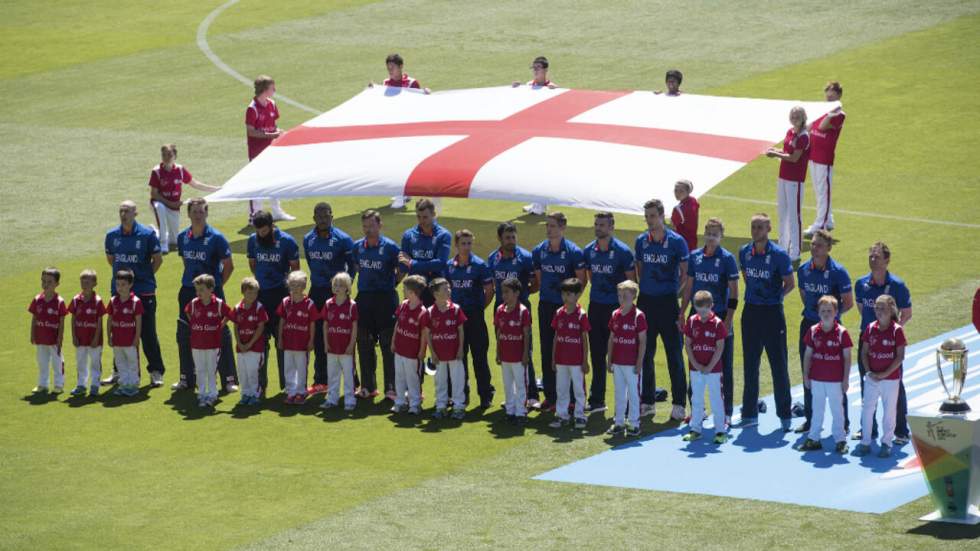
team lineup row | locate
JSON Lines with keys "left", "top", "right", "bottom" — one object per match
{"left": 30, "top": 194, "right": 911, "bottom": 452}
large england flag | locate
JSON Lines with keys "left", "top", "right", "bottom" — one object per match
{"left": 207, "top": 86, "right": 838, "bottom": 214}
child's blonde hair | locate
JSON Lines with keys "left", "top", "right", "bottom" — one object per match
{"left": 817, "top": 294, "right": 839, "bottom": 312}
{"left": 286, "top": 270, "right": 308, "bottom": 289}
{"left": 616, "top": 280, "right": 639, "bottom": 298}
{"left": 79, "top": 269, "right": 97, "bottom": 285}
{"left": 403, "top": 274, "right": 427, "bottom": 296}
{"left": 240, "top": 276, "right": 260, "bottom": 293}
{"left": 875, "top": 294, "right": 899, "bottom": 323}
{"left": 675, "top": 179, "right": 694, "bottom": 194}
{"left": 331, "top": 271, "right": 353, "bottom": 292}
{"left": 693, "top": 290, "right": 714, "bottom": 308}
{"left": 193, "top": 274, "right": 216, "bottom": 289}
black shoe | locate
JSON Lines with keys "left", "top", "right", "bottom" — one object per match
{"left": 794, "top": 422, "right": 810, "bottom": 434}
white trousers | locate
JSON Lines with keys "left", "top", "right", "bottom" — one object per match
{"left": 113, "top": 346, "right": 140, "bottom": 386}
{"left": 501, "top": 361, "right": 528, "bottom": 416}
{"left": 394, "top": 353, "right": 422, "bottom": 408}
{"left": 556, "top": 364, "right": 586, "bottom": 420}
{"left": 776, "top": 178, "right": 803, "bottom": 259}
{"left": 690, "top": 370, "right": 725, "bottom": 434}
{"left": 283, "top": 350, "right": 309, "bottom": 396}
{"left": 612, "top": 364, "right": 641, "bottom": 427}
{"left": 808, "top": 380, "right": 846, "bottom": 443}
{"left": 435, "top": 359, "right": 465, "bottom": 410}
{"left": 192, "top": 348, "right": 219, "bottom": 398}
{"left": 249, "top": 198, "right": 286, "bottom": 217}
{"left": 151, "top": 200, "right": 181, "bottom": 251}
{"left": 861, "top": 375, "right": 900, "bottom": 447}
{"left": 808, "top": 161, "right": 835, "bottom": 231}
{"left": 75, "top": 346, "right": 102, "bottom": 388}
{"left": 36, "top": 344, "right": 65, "bottom": 388}
{"left": 326, "top": 353, "right": 356, "bottom": 407}
{"left": 237, "top": 351, "right": 263, "bottom": 398}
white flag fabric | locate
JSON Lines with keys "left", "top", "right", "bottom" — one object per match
{"left": 207, "top": 86, "right": 838, "bottom": 214}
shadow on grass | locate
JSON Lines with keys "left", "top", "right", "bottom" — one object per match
{"left": 65, "top": 392, "right": 102, "bottom": 408}
{"left": 100, "top": 385, "right": 151, "bottom": 408}
{"left": 21, "top": 392, "right": 60, "bottom": 405}
{"left": 163, "top": 389, "right": 214, "bottom": 420}
{"left": 906, "top": 521, "right": 980, "bottom": 540}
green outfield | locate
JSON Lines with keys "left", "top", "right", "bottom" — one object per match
{"left": 1, "top": 1, "right": 979, "bottom": 549}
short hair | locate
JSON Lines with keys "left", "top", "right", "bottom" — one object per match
{"left": 361, "top": 209, "right": 382, "bottom": 224}
{"left": 704, "top": 217, "right": 724, "bottom": 235}
{"left": 41, "top": 267, "right": 61, "bottom": 283}
{"left": 812, "top": 229, "right": 833, "bottom": 247}
{"left": 559, "top": 277, "right": 583, "bottom": 295}
{"left": 240, "top": 276, "right": 260, "bottom": 293}
{"left": 501, "top": 277, "right": 522, "bottom": 294}
{"left": 415, "top": 198, "right": 435, "bottom": 214}
{"left": 331, "top": 271, "right": 352, "bottom": 291}
{"left": 817, "top": 295, "right": 839, "bottom": 311}
{"left": 665, "top": 69, "right": 683, "bottom": 84}
{"left": 314, "top": 202, "right": 332, "bottom": 215}
{"left": 875, "top": 294, "right": 900, "bottom": 323}
{"left": 497, "top": 221, "right": 517, "bottom": 238}
{"left": 252, "top": 210, "right": 273, "bottom": 228}
{"left": 186, "top": 197, "right": 208, "bottom": 215}
{"left": 643, "top": 199, "right": 664, "bottom": 216}
{"left": 386, "top": 53, "right": 404, "bottom": 67}
{"left": 825, "top": 80, "right": 843, "bottom": 96}
{"left": 254, "top": 75, "right": 275, "bottom": 96}
{"left": 79, "top": 269, "right": 97, "bottom": 285}
{"left": 532, "top": 56, "right": 549, "bottom": 69}
{"left": 751, "top": 212, "right": 771, "bottom": 224}
{"left": 193, "top": 274, "right": 216, "bottom": 289}
{"left": 402, "top": 275, "right": 427, "bottom": 295}
{"left": 161, "top": 143, "right": 177, "bottom": 158}
{"left": 546, "top": 211, "right": 567, "bottom": 227}
{"left": 675, "top": 179, "right": 694, "bottom": 194}
{"left": 594, "top": 211, "right": 615, "bottom": 224}
{"left": 693, "top": 290, "right": 714, "bottom": 308}
{"left": 870, "top": 241, "right": 891, "bottom": 259}
{"left": 429, "top": 277, "right": 450, "bottom": 294}
{"left": 616, "top": 279, "right": 639, "bottom": 297}
{"left": 454, "top": 228, "right": 474, "bottom": 243}
{"left": 286, "top": 270, "right": 308, "bottom": 288}
{"left": 115, "top": 269, "right": 135, "bottom": 284}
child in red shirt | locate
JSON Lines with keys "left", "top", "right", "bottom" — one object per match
{"left": 277, "top": 271, "right": 319, "bottom": 404}
{"left": 185, "top": 274, "right": 232, "bottom": 407}
{"left": 320, "top": 272, "right": 358, "bottom": 411}
{"left": 68, "top": 269, "right": 106, "bottom": 396}
{"left": 426, "top": 278, "right": 467, "bottom": 420}
{"left": 800, "top": 295, "right": 853, "bottom": 453}
{"left": 606, "top": 280, "right": 647, "bottom": 437}
{"left": 549, "top": 278, "right": 591, "bottom": 430}
{"left": 28, "top": 267, "right": 68, "bottom": 394}
{"left": 856, "top": 294, "right": 907, "bottom": 458}
{"left": 494, "top": 277, "right": 532, "bottom": 423}
{"left": 106, "top": 270, "right": 143, "bottom": 397}
{"left": 682, "top": 291, "right": 729, "bottom": 443}
{"left": 671, "top": 180, "right": 699, "bottom": 252}
{"left": 231, "top": 277, "right": 268, "bottom": 406}
{"left": 390, "top": 275, "right": 429, "bottom": 415}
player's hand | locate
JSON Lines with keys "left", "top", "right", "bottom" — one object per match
{"left": 418, "top": 352, "right": 426, "bottom": 362}
{"left": 803, "top": 376, "right": 811, "bottom": 389}
{"left": 842, "top": 380, "right": 849, "bottom": 394}
{"left": 522, "top": 354, "right": 529, "bottom": 367}
{"left": 676, "top": 313, "right": 685, "bottom": 330}
{"left": 307, "top": 341, "right": 314, "bottom": 351}
{"left": 634, "top": 364, "right": 641, "bottom": 375}
{"left": 582, "top": 362, "right": 590, "bottom": 374}
{"left": 511, "top": 81, "right": 521, "bottom": 88}
{"left": 607, "top": 365, "right": 614, "bottom": 374}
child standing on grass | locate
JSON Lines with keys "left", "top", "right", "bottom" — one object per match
{"left": 549, "top": 278, "right": 591, "bottom": 430}
{"left": 606, "top": 280, "right": 647, "bottom": 438}
{"left": 68, "top": 269, "right": 105, "bottom": 397}
{"left": 427, "top": 278, "right": 467, "bottom": 420}
{"left": 106, "top": 270, "right": 143, "bottom": 397}
{"left": 185, "top": 274, "right": 232, "bottom": 408}
{"left": 494, "top": 277, "right": 532, "bottom": 425}
{"left": 671, "top": 180, "right": 699, "bottom": 252}
{"left": 277, "top": 271, "right": 318, "bottom": 405}
{"left": 800, "top": 295, "right": 852, "bottom": 453}
{"left": 682, "top": 290, "right": 729, "bottom": 444}
{"left": 232, "top": 277, "right": 268, "bottom": 406}
{"left": 29, "top": 267, "right": 68, "bottom": 394}
{"left": 391, "top": 275, "right": 429, "bottom": 415}
{"left": 856, "top": 294, "right": 906, "bottom": 458}
{"left": 320, "top": 272, "right": 359, "bottom": 412}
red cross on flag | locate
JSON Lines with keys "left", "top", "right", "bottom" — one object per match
{"left": 207, "top": 86, "right": 839, "bottom": 214}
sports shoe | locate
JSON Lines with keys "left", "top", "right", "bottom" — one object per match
{"left": 236, "top": 396, "right": 250, "bottom": 406}
{"left": 284, "top": 394, "right": 294, "bottom": 404}
{"left": 294, "top": 394, "right": 307, "bottom": 404}
{"left": 516, "top": 416, "right": 528, "bottom": 427}
{"left": 70, "top": 386, "right": 86, "bottom": 397}
{"left": 853, "top": 444, "right": 871, "bottom": 456}
{"left": 670, "top": 405, "right": 686, "bottom": 421}
{"left": 799, "top": 438, "right": 823, "bottom": 451}
{"left": 88, "top": 386, "right": 100, "bottom": 397}
{"left": 52, "top": 386, "right": 64, "bottom": 395}
{"left": 271, "top": 209, "right": 296, "bottom": 222}
{"left": 736, "top": 417, "right": 758, "bottom": 428}
{"left": 224, "top": 383, "right": 239, "bottom": 394}
{"left": 526, "top": 397, "right": 541, "bottom": 410}
{"left": 432, "top": 408, "right": 446, "bottom": 419}
{"left": 125, "top": 385, "right": 140, "bottom": 397}
{"left": 877, "top": 444, "right": 892, "bottom": 458}
{"left": 307, "top": 384, "right": 328, "bottom": 396}
{"left": 32, "top": 386, "right": 48, "bottom": 394}
{"left": 522, "top": 203, "right": 546, "bottom": 215}
{"left": 171, "top": 380, "right": 189, "bottom": 391}
{"left": 390, "top": 404, "right": 407, "bottom": 414}
{"left": 835, "top": 441, "right": 849, "bottom": 454}
{"left": 343, "top": 403, "right": 355, "bottom": 412}
{"left": 197, "top": 396, "right": 208, "bottom": 408}
{"left": 794, "top": 422, "right": 810, "bottom": 434}
{"left": 112, "top": 386, "right": 127, "bottom": 396}
{"left": 713, "top": 433, "right": 728, "bottom": 444}
{"left": 586, "top": 403, "right": 607, "bottom": 415}
{"left": 451, "top": 409, "right": 465, "bottom": 420}
{"left": 540, "top": 400, "right": 556, "bottom": 413}
{"left": 683, "top": 431, "right": 701, "bottom": 441}
{"left": 574, "top": 417, "right": 587, "bottom": 430}
{"left": 851, "top": 429, "right": 864, "bottom": 441}
{"left": 320, "top": 400, "right": 337, "bottom": 410}
{"left": 548, "top": 418, "right": 567, "bottom": 429}
{"left": 892, "top": 435, "right": 910, "bottom": 445}
{"left": 640, "top": 403, "right": 656, "bottom": 418}
{"left": 408, "top": 406, "right": 420, "bottom": 415}
{"left": 780, "top": 418, "right": 793, "bottom": 432}
{"left": 101, "top": 373, "right": 119, "bottom": 386}
{"left": 384, "top": 390, "right": 397, "bottom": 401}
{"left": 606, "top": 424, "right": 625, "bottom": 436}
{"left": 626, "top": 426, "right": 641, "bottom": 437}
{"left": 390, "top": 196, "right": 410, "bottom": 209}
{"left": 149, "top": 371, "right": 164, "bottom": 388}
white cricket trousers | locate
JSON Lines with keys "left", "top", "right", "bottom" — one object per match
{"left": 435, "top": 359, "right": 465, "bottom": 410}
{"left": 556, "top": 364, "right": 586, "bottom": 420}
{"left": 36, "top": 344, "right": 65, "bottom": 388}
{"left": 249, "top": 198, "right": 286, "bottom": 218}
{"left": 501, "top": 361, "right": 528, "bottom": 417}
{"left": 237, "top": 351, "right": 263, "bottom": 398}
{"left": 113, "top": 346, "right": 140, "bottom": 386}
{"left": 808, "top": 380, "right": 846, "bottom": 443}
{"left": 326, "top": 353, "right": 356, "bottom": 407}
{"left": 192, "top": 348, "right": 219, "bottom": 398}
{"left": 75, "top": 346, "right": 102, "bottom": 388}
{"left": 690, "top": 370, "right": 725, "bottom": 434}
{"left": 861, "top": 375, "right": 900, "bottom": 447}
{"left": 394, "top": 353, "right": 422, "bottom": 408}
{"left": 612, "top": 364, "right": 641, "bottom": 428}
{"left": 283, "top": 350, "right": 309, "bottom": 396}
{"left": 808, "top": 161, "right": 835, "bottom": 232}
{"left": 776, "top": 178, "right": 803, "bottom": 259}
{"left": 151, "top": 200, "right": 181, "bottom": 252}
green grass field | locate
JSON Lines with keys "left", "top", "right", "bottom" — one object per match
{"left": 1, "top": 1, "right": 979, "bottom": 549}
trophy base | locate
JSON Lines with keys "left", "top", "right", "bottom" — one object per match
{"left": 939, "top": 400, "right": 972, "bottom": 414}
{"left": 920, "top": 506, "right": 980, "bottom": 525}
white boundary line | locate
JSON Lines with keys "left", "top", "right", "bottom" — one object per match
{"left": 708, "top": 193, "right": 980, "bottom": 229}
{"left": 197, "top": 0, "right": 323, "bottom": 115}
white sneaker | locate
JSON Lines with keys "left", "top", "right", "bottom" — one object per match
{"left": 522, "top": 203, "right": 546, "bottom": 215}
{"left": 670, "top": 405, "right": 686, "bottom": 421}
{"left": 640, "top": 403, "right": 656, "bottom": 418}
{"left": 149, "top": 371, "right": 164, "bottom": 388}
{"left": 225, "top": 383, "right": 240, "bottom": 393}
{"left": 390, "top": 196, "right": 410, "bottom": 209}
{"left": 271, "top": 209, "right": 295, "bottom": 221}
